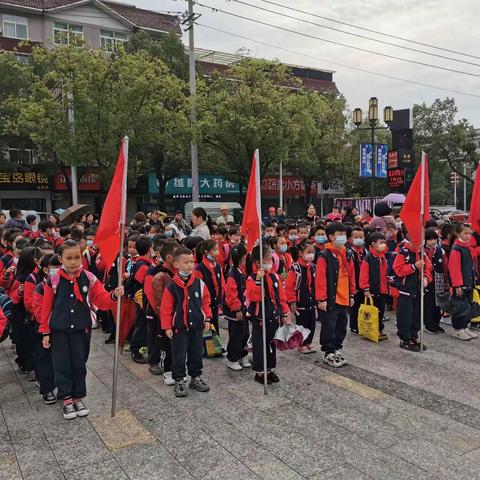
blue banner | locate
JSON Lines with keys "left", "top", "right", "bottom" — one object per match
{"left": 360, "top": 143, "right": 373, "bottom": 178}
{"left": 376, "top": 144, "right": 388, "bottom": 178}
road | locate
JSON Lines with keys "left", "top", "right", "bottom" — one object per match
{"left": 2, "top": 316, "right": 480, "bottom": 480}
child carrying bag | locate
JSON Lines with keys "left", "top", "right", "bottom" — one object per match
{"left": 358, "top": 297, "right": 380, "bottom": 343}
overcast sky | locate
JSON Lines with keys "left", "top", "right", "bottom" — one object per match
{"left": 136, "top": 0, "right": 480, "bottom": 125}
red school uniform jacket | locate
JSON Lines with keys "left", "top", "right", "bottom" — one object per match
{"left": 245, "top": 271, "right": 289, "bottom": 319}
{"left": 39, "top": 268, "right": 116, "bottom": 335}
{"left": 359, "top": 248, "right": 389, "bottom": 295}
{"left": 160, "top": 274, "right": 212, "bottom": 331}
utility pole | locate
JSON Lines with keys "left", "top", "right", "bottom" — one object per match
{"left": 463, "top": 162, "right": 467, "bottom": 211}
{"left": 67, "top": 90, "right": 79, "bottom": 205}
{"left": 185, "top": 0, "right": 199, "bottom": 202}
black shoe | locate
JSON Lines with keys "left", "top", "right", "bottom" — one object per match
{"left": 400, "top": 340, "right": 420, "bottom": 352}
{"left": 131, "top": 351, "right": 146, "bottom": 364}
{"left": 425, "top": 326, "right": 439, "bottom": 334}
{"left": 436, "top": 326, "right": 445, "bottom": 333}
{"left": 254, "top": 373, "right": 272, "bottom": 385}
{"left": 42, "top": 391, "right": 56, "bottom": 405}
{"left": 470, "top": 323, "right": 480, "bottom": 331}
{"left": 105, "top": 333, "right": 116, "bottom": 344}
{"left": 267, "top": 371, "right": 280, "bottom": 383}
{"left": 412, "top": 338, "right": 427, "bottom": 351}
{"left": 350, "top": 328, "right": 359, "bottom": 335}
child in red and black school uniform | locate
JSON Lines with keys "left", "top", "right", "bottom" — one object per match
{"left": 440, "top": 223, "right": 454, "bottom": 258}
{"left": 316, "top": 222, "right": 356, "bottom": 368}
{"left": 212, "top": 226, "right": 227, "bottom": 272}
{"left": 359, "top": 232, "right": 390, "bottom": 341}
{"left": 393, "top": 229, "right": 433, "bottom": 351}
{"left": 54, "top": 226, "right": 71, "bottom": 252}
{"left": 424, "top": 228, "right": 448, "bottom": 334}
{"left": 128, "top": 235, "right": 154, "bottom": 364}
{"left": 448, "top": 223, "right": 478, "bottom": 340}
{"left": 143, "top": 241, "right": 177, "bottom": 385}
{"left": 32, "top": 253, "right": 60, "bottom": 404}
{"left": 10, "top": 246, "right": 38, "bottom": 377}
{"left": 246, "top": 244, "right": 290, "bottom": 385}
{"left": 286, "top": 241, "right": 317, "bottom": 353}
{"left": 0, "top": 229, "right": 22, "bottom": 280}
{"left": 37, "top": 220, "right": 55, "bottom": 247}
{"left": 194, "top": 239, "right": 225, "bottom": 338}
{"left": 0, "top": 237, "right": 27, "bottom": 293}
{"left": 271, "top": 236, "right": 292, "bottom": 280}
{"left": 347, "top": 227, "right": 367, "bottom": 335}
{"left": 224, "top": 243, "right": 251, "bottom": 371}
{"left": 286, "top": 224, "right": 300, "bottom": 250}
{"left": 312, "top": 224, "right": 327, "bottom": 264}
{"left": 40, "top": 240, "right": 124, "bottom": 420}
{"left": 161, "top": 248, "right": 212, "bottom": 398}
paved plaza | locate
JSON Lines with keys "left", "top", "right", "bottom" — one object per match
{"left": 3, "top": 316, "right": 480, "bottom": 480}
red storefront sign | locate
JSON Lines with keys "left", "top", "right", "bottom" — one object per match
{"left": 54, "top": 173, "right": 100, "bottom": 191}
{"left": 388, "top": 168, "right": 405, "bottom": 190}
{"left": 388, "top": 151, "right": 398, "bottom": 169}
{"left": 261, "top": 176, "right": 317, "bottom": 197}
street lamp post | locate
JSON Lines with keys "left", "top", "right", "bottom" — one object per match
{"left": 353, "top": 98, "right": 393, "bottom": 213}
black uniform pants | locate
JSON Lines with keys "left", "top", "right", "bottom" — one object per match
{"left": 226, "top": 318, "right": 249, "bottom": 362}
{"left": 349, "top": 291, "right": 364, "bottom": 332}
{"left": 34, "top": 333, "right": 55, "bottom": 394}
{"left": 211, "top": 306, "right": 220, "bottom": 338}
{"left": 251, "top": 316, "right": 279, "bottom": 372}
{"left": 319, "top": 304, "right": 348, "bottom": 354}
{"left": 171, "top": 328, "right": 203, "bottom": 381}
{"left": 396, "top": 294, "right": 420, "bottom": 341}
{"left": 130, "top": 304, "right": 147, "bottom": 353}
{"left": 51, "top": 329, "right": 91, "bottom": 400}
{"left": 159, "top": 334, "right": 172, "bottom": 373}
{"left": 451, "top": 290, "right": 473, "bottom": 330}
{"left": 15, "top": 321, "right": 36, "bottom": 372}
{"left": 424, "top": 291, "right": 441, "bottom": 330}
{"left": 372, "top": 294, "right": 387, "bottom": 333}
{"left": 296, "top": 309, "right": 316, "bottom": 345}
{"left": 147, "top": 317, "right": 162, "bottom": 365}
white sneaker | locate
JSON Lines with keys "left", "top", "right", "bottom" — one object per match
{"left": 452, "top": 329, "right": 471, "bottom": 341}
{"left": 465, "top": 328, "right": 478, "bottom": 339}
{"left": 323, "top": 353, "right": 343, "bottom": 368}
{"left": 163, "top": 371, "right": 175, "bottom": 386}
{"left": 227, "top": 361, "right": 243, "bottom": 371}
{"left": 441, "top": 316, "right": 452, "bottom": 325}
{"left": 334, "top": 350, "right": 347, "bottom": 366}
{"left": 239, "top": 357, "right": 251, "bottom": 368}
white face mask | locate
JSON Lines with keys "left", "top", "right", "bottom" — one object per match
{"left": 304, "top": 253, "right": 315, "bottom": 263}
{"left": 262, "top": 263, "right": 273, "bottom": 271}
{"left": 49, "top": 267, "right": 59, "bottom": 276}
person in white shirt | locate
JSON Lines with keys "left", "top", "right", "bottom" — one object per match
{"left": 190, "top": 207, "right": 211, "bottom": 240}
{"left": 216, "top": 205, "right": 234, "bottom": 225}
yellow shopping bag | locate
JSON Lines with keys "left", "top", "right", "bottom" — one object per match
{"left": 472, "top": 288, "right": 480, "bottom": 324}
{"left": 358, "top": 297, "right": 380, "bottom": 343}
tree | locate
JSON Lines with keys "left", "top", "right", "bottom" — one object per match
{"left": 197, "top": 59, "right": 303, "bottom": 204}
{"left": 413, "top": 98, "right": 478, "bottom": 205}
{"left": 3, "top": 43, "right": 190, "bottom": 206}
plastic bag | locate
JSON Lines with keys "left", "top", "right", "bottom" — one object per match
{"left": 358, "top": 297, "right": 380, "bottom": 343}
{"left": 273, "top": 324, "right": 310, "bottom": 351}
{"left": 203, "top": 324, "right": 223, "bottom": 357}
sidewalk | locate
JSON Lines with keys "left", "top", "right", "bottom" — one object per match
{"left": 3, "top": 318, "right": 480, "bottom": 479}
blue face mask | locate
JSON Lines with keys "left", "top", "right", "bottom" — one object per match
{"left": 288, "top": 234, "right": 298, "bottom": 241}
{"left": 206, "top": 253, "right": 215, "bottom": 262}
{"left": 353, "top": 238, "right": 364, "bottom": 247}
{"left": 335, "top": 235, "right": 347, "bottom": 247}
{"left": 279, "top": 244, "right": 288, "bottom": 253}
{"left": 165, "top": 230, "right": 173, "bottom": 238}
{"left": 315, "top": 235, "right": 327, "bottom": 244}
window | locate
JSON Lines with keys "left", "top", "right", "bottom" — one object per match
{"left": 6, "top": 148, "right": 37, "bottom": 165}
{"left": 14, "top": 54, "right": 30, "bottom": 64}
{"left": 53, "top": 22, "right": 83, "bottom": 45}
{"left": 2, "top": 15, "right": 28, "bottom": 40}
{"left": 100, "top": 30, "right": 128, "bottom": 52}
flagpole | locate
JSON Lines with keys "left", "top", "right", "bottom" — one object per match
{"left": 255, "top": 149, "right": 268, "bottom": 395}
{"left": 111, "top": 136, "right": 128, "bottom": 417}
{"left": 419, "top": 151, "right": 426, "bottom": 354}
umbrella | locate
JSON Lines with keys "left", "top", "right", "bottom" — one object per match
{"left": 59, "top": 204, "right": 90, "bottom": 224}
{"left": 273, "top": 324, "right": 311, "bottom": 351}
{"left": 382, "top": 193, "right": 406, "bottom": 204}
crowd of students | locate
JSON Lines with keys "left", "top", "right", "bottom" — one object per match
{"left": 0, "top": 202, "right": 479, "bottom": 420}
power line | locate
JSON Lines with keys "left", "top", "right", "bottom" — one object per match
{"left": 228, "top": 0, "right": 480, "bottom": 68}
{"left": 195, "top": 2, "right": 480, "bottom": 78}
{"left": 259, "top": 0, "right": 480, "bottom": 61}
{"left": 197, "top": 23, "right": 480, "bottom": 99}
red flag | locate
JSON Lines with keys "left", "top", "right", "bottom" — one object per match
{"left": 468, "top": 162, "right": 480, "bottom": 234}
{"left": 95, "top": 138, "right": 128, "bottom": 268}
{"left": 400, "top": 151, "right": 430, "bottom": 249}
{"left": 241, "top": 150, "right": 261, "bottom": 252}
